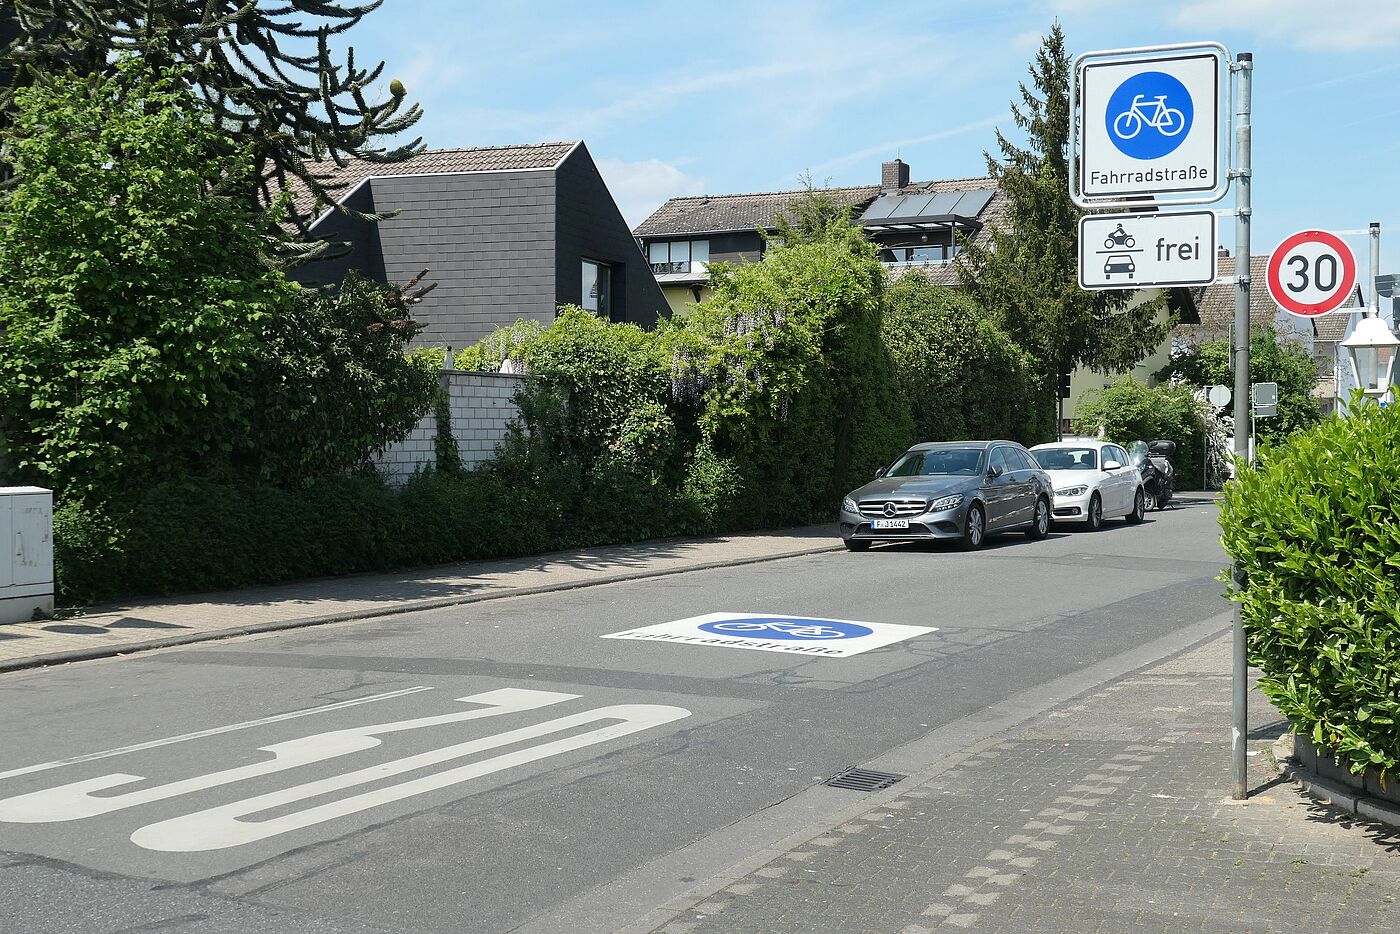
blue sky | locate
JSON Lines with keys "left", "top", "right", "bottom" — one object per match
{"left": 347, "top": 0, "right": 1400, "bottom": 271}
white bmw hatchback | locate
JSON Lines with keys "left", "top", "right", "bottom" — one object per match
{"left": 1029, "top": 441, "right": 1146, "bottom": 530}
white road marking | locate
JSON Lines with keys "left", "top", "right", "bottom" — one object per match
{"left": 604, "top": 612, "right": 935, "bottom": 658}
{"left": 0, "top": 689, "right": 575, "bottom": 823}
{"left": 0, "top": 686, "right": 433, "bottom": 783}
{"left": 131, "top": 702, "right": 692, "bottom": 851}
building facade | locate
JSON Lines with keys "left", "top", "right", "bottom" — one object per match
{"left": 292, "top": 141, "right": 667, "bottom": 349}
{"left": 633, "top": 159, "right": 1004, "bottom": 315}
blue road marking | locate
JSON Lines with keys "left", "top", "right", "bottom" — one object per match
{"left": 697, "top": 617, "right": 875, "bottom": 640}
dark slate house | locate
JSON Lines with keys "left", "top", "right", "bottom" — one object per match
{"left": 633, "top": 159, "right": 1006, "bottom": 313}
{"left": 293, "top": 141, "right": 667, "bottom": 349}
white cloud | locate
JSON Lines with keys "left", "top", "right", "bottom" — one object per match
{"left": 1012, "top": 29, "right": 1047, "bottom": 52}
{"left": 1172, "top": 0, "right": 1400, "bottom": 50}
{"left": 596, "top": 158, "right": 706, "bottom": 229}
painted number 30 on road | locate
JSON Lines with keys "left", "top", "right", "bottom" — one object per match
{"left": 1267, "top": 230, "right": 1357, "bottom": 318}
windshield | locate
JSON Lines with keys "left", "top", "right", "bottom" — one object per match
{"left": 887, "top": 448, "right": 984, "bottom": 477}
{"left": 1031, "top": 447, "right": 1098, "bottom": 471}
{"left": 1126, "top": 440, "right": 1149, "bottom": 466}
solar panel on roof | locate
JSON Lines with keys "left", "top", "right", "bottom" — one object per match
{"left": 895, "top": 193, "right": 938, "bottom": 217}
{"left": 859, "top": 194, "right": 906, "bottom": 221}
{"left": 948, "top": 189, "right": 993, "bottom": 217}
{"left": 921, "top": 191, "right": 964, "bottom": 216}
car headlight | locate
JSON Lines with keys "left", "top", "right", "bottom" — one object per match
{"left": 1056, "top": 485, "right": 1089, "bottom": 497}
{"left": 928, "top": 494, "right": 963, "bottom": 512}
{"left": 842, "top": 496, "right": 858, "bottom": 513}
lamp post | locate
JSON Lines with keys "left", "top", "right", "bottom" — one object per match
{"left": 1342, "top": 314, "right": 1400, "bottom": 399}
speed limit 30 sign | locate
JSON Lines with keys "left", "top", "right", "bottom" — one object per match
{"left": 1267, "top": 230, "right": 1357, "bottom": 317}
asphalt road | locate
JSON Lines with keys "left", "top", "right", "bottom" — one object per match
{"left": 0, "top": 499, "right": 1230, "bottom": 934}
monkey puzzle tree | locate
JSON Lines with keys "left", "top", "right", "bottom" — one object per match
{"left": 0, "top": 1, "right": 423, "bottom": 261}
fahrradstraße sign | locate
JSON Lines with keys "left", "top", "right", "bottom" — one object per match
{"left": 1071, "top": 43, "right": 1229, "bottom": 209}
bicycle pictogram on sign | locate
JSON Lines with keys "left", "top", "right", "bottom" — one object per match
{"left": 1106, "top": 71, "right": 1193, "bottom": 160}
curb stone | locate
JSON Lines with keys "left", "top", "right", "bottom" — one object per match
{"left": 0, "top": 541, "right": 843, "bottom": 675}
{"left": 1272, "top": 734, "right": 1400, "bottom": 831}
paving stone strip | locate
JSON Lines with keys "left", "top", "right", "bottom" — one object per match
{"left": 654, "top": 635, "right": 1400, "bottom": 934}
{"left": 0, "top": 525, "right": 840, "bottom": 672}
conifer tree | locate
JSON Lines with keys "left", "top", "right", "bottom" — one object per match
{"left": 0, "top": 1, "right": 423, "bottom": 260}
{"left": 959, "top": 24, "right": 1169, "bottom": 436}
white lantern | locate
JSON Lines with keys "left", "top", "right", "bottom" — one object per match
{"left": 1341, "top": 314, "right": 1400, "bottom": 397}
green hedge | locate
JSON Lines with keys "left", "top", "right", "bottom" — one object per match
{"left": 53, "top": 471, "right": 567, "bottom": 606}
{"left": 1220, "top": 401, "right": 1400, "bottom": 776}
{"left": 883, "top": 270, "right": 1041, "bottom": 445}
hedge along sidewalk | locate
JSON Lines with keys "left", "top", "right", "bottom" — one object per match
{"left": 0, "top": 525, "right": 842, "bottom": 673}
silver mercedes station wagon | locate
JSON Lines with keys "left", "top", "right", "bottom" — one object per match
{"left": 839, "top": 441, "right": 1054, "bottom": 551}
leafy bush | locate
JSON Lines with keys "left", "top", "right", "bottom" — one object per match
{"left": 676, "top": 237, "right": 911, "bottom": 523}
{"left": 453, "top": 319, "right": 544, "bottom": 371}
{"left": 0, "top": 59, "right": 298, "bottom": 494}
{"left": 883, "top": 270, "right": 1041, "bottom": 445}
{"left": 1072, "top": 378, "right": 1207, "bottom": 489}
{"left": 1220, "top": 400, "right": 1400, "bottom": 776}
{"left": 233, "top": 272, "right": 439, "bottom": 484}
{"left": 1156, "top": 326, "right": 1322, "bottom": 443}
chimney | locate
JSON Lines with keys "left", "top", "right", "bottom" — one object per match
{"left": 882, "top": 158, "right": 910, "bottom": 191}
{"left": 1217, "top": 245, "right": 1231, "bottom": 258}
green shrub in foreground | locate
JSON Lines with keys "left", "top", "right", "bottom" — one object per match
{"left": 1220, "top": 401, "right": 1400, "bottom": 776}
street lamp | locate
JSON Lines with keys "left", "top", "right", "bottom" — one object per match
{"left": 1342, "top": 313, "right": 1400, "bottom": 397}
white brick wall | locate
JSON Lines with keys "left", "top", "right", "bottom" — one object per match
{"left": 373, "top": 371, "right": 527, "bottom": 485}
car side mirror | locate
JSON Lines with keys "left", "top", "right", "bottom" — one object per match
{"left": 874, "top": 466, "right": 887, "bottom": 479}
{"left": 986, "top": 465, "right": 1003, "bottom": 479}
{"left": 1103, "top": 460, "right": 1122, "bottom": 471}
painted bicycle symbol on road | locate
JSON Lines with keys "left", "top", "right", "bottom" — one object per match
{"left": 697, "top": 617, "right": 875, "bottom": 640}
{"left": 1105, "top": 71, "right": 1193, "bottom": 160}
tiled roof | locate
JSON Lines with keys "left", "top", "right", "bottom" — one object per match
{"left": 633, "top": 175, "right": 1009, "bottom": 287}
{"left": 632, "top": 185, "right": 881, "bottom": 237}
{"left": 1194, "top": 255, "right": 1275, "bottom": 331}
{"left": 1174, "top": 254, "right": 1360, "bottom": 348}
{"left": 289, "top": 141, "right": 578, "bottom": 225}
{"left": 1312, "top": 308, "right": 1354, "bottom": 342}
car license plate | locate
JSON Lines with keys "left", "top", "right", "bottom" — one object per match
{"left": 871, "top": 518, "right": 909, "bottom": 530}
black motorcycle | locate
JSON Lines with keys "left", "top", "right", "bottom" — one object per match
{"left": 1128, "top": 440, "right": 1175, "bottom": 510}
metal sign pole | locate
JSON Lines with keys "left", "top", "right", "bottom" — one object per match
{"left": 1230, "top": 51, "right": 1253, "bottom": 801}
{"left": 1371, "top": 222, "right": 1381, "bottom": 310}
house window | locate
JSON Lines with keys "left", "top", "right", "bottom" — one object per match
{"left": 649, "top": 239, "right": 709, "bottom": 274}
{"left": 582, "top": 259, "right": 610, "bottom": 315}
{"left": 880, "top": 244, "right": 951, "bottom": 265}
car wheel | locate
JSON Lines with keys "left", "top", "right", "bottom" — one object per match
{"left": 1125, "top": 487, "right": 1146, "bottom": 524}
{"left": 959, "top": 503, "right": 986, "bottom": 551}
{"left": 844, "top": 539, "right": 871, "bottom": 552}
{"left": 1025, "top": 496, "right": 1050, "bottom": 540}
{"left": 1086, "top": 493, "right": 1103, "bottom": 531}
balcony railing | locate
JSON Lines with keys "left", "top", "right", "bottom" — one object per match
{"left": 650, "top": 260, "right": 692, "bottom": 275}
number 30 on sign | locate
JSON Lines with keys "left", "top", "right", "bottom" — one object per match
{"left": 1266, "top": 230, "right": 1357, "bottom": 317}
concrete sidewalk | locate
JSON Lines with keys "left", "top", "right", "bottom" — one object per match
{"left": 0, "top": 525, "right": 840, "bottom": 672}
{"left": 649, "top": 634, "right": 1400, "bottom": 934}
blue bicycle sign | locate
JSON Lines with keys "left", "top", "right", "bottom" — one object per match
{"left": 697, "top": 617, "right": 874, "bottom": 640}
{"left": 1105, "top": 71, "right": 1193, "bottom": 160}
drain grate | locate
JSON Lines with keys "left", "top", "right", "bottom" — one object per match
{"left": 823, "top": 767, "right": 906, "bottom": 792}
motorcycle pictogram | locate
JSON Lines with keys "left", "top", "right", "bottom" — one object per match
{"left": 1103, "top": 224, "right": 1135, "bottom": 249}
